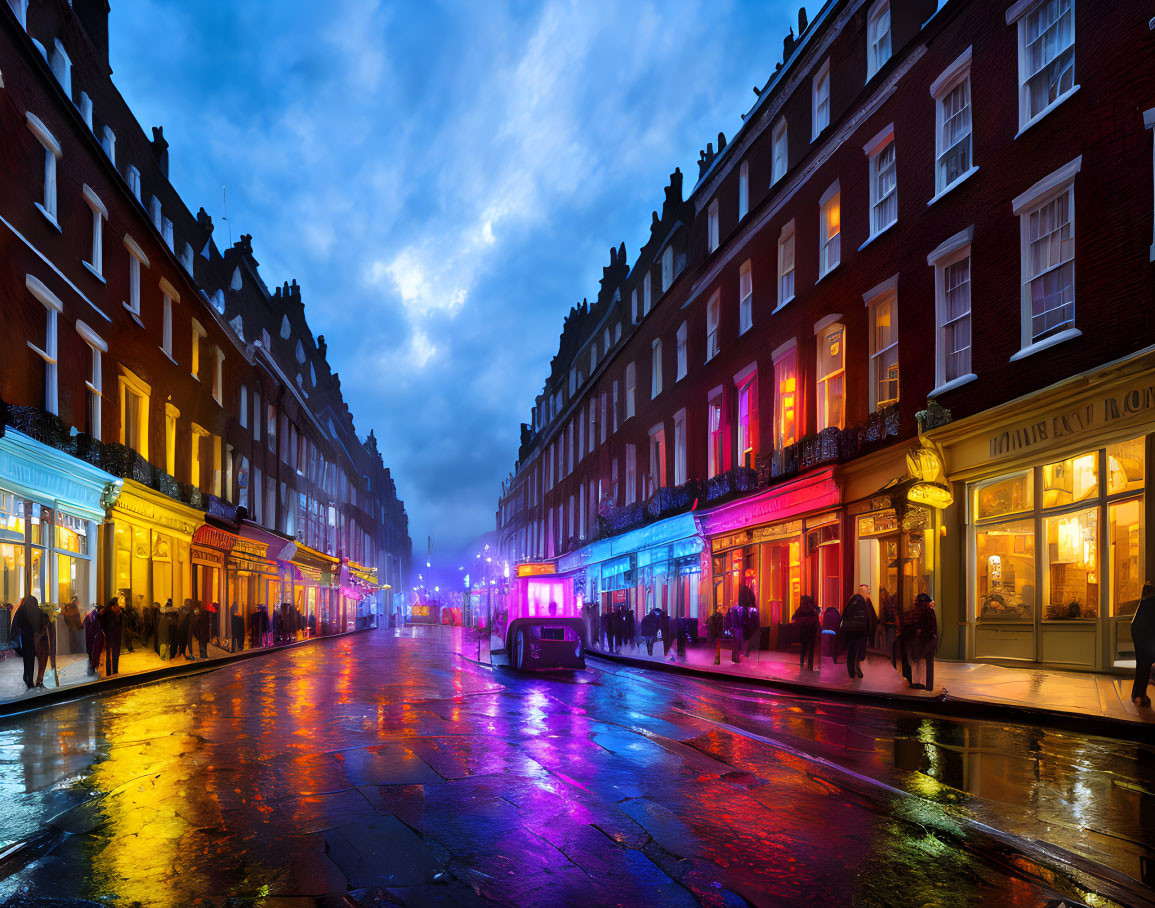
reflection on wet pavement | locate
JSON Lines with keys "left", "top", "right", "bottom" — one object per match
{"left": 0, "top": 626, "right": 1152, "bottom": 906}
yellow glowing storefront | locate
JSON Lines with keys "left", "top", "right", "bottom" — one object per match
{"left": 292, "top": 542, "right": 339, "bottom": 636}
{"left": 102, "top": 480, "right": 199, "bottom": 613}
{"left": 929, "top": 349, "right": 1155, "bottom": 672}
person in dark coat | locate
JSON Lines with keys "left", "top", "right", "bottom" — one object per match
{"left": 640, "top": 609, "right": 660, "bottom": 655}
{"left": 792, "top": 595, "right": 821, "bottom": 671}
{"left": 195, "top": 604, "right": 211, "bottom": 659}
{"left": 726, "top": 603, "right": 744, "bottom": 663}
{"left": 839, "top": 594, "right": 875, "bottom": 679}
{"left": 100, "top": 596, "right": 124, "bottom": 676}
{"left": 821, "top": 605, "right": 842, "bottom": 663}
{"left": 879, "top": 588, "right": 900, "bottom": 667}
{"left": 11, "top": 596, "right": 47, "bottom": 690}
{"left": 740, "top": 584, "right": 760, "bottom": 658}
{"left": 624, "top": 608, "right": 636, "bottom": 650}
{"left": 1130, "top": 581, "right": 1155, "bottom": 707}
{"left": 903, "top": 593, "right": 939, "bottom": 690}
{"left": 83, "top": 602, "right": 105, "bottom": 676}
{"left": 659, "top": 608, "right": 674, "bottom": 660}
{"left": 231, "top": 603, "right": 245, "bottom": 652}
{"left": 706, "top": 604, "right": 725, "bottom": 665}
{"left": 176, "top": 599, "right": 193, "bottom": 659}
{"left": 157, "top": 600, "right": 172, "bottom": 660}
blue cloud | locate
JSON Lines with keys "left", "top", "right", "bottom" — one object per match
{"left": 109, "top": 0, "right": 796, "bottom": 560}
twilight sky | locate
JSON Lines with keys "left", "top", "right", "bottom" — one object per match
{"left": 108, "top": 0, "right": 796, "bottom": 563}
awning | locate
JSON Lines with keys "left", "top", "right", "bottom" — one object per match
{"left": 0, "top": 428, "right": 119, "bottom": 523}
{"left": 236, "top": 519, "right": 296, "bottom": 562}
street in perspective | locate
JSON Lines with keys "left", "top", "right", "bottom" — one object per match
{"left": 2, "top": 0, "right": 1155, "bottom": 905}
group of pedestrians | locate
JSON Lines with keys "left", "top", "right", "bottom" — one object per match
{"left": 790, "top": 588, "right": 940, "bottom": 690}
{"left": 703, "top": 584, "right": 761, "bottom": 665}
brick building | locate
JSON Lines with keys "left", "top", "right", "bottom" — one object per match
{"left": 0, "top": 0, "right": 411, "bottom": 653}
{"left": 496, "top": 0, "right": 1155, "bottom": 673}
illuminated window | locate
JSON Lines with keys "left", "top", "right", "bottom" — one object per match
{"left": 777, "top": 220, "right": 795, "bottom": 307}
{"left": 739, "top": 260, "right": 753, "bottom": 334}
{"left": 866, "top": 1, "right": 891, "bottom": 79}
{"left": 707, "top": 389, "right": 724, "bottom": 477}
{"left": 26, "top": 275, "right": 61, "bottom": 415}
{"left": 771, "top": 118, "right": 788, "bottom": 184}
{"left": 26, "top": 112, "right": 61, "bottom": 226}
{"left": 735, "top": 368, "right": 758, "bottom": 469}
{"left": 165, "top": 403, "right": 179, "bottom": 476}
{"left": 191, "top": 317, "right": 206, "bottom": 380}
{"left": 119, "top": 368, "right": 151, "bottom": 458}
{"left": 1013, "top": 157, "right": 1080, "bottom": 351}
{"left": 928, "top": 226, "right": 974, "bottom": 390}
{"left": 819, "top": 182, "right": 840, "bottom": 276}
{"left": 212, "top": 347, "right": 224, "bottom": 404}
{"left": 812, "top": 59, "right": 830, "bottom": 139}
{"left": 82, "top": 184, "right": 107, "bottom": 279}
{"left": 708, "top": 200, "right": 720, "bottom": 252}
{"left": 676, "top": 322, "right": 688, "bottom": 380}
{"left": 772, "top": 341, "right": 797, "bottom": 449}
{"left": 706, "top": 291, "right": 720, "bottom": 361}
{"left": 865, "top": 279, "right": 899, "bottom": 410}
{"left": 1012, "top": 0, "right": 1075, "bottom": 132}
{"left": 816, "top": 321, "right": 845, "bottom": 431}
{"left": 738, "top": 160, "right": 749, "bottom": 220}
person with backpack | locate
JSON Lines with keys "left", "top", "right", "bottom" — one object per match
{"left": 791, "top": 595, "right": 821, "bottom": 671}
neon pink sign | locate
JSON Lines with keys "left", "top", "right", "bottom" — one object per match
{"left": 700, "top": 467, "right": 840, "bottom": 536}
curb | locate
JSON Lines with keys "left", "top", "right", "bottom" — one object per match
{"left": 0, "top": 626, "right": 377, "bottom": 720}
{"left": 587, "top": 650, "right": 1155, "bottom": 744}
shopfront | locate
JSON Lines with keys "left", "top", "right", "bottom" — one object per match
{"left": 930, "top": 350, "right": 1155, "bottom": 671}
{"left": 293, "top": 544, "right": 339, "bottom": 636}
{"left": 700, "top": 468, "right": 841, "bottom": 636}
{"left": 341, "top": 559, "right": 379, "bottom": 630}
{"left": 191, "top": 523, "right": 236, "bottom": 645}
{"left": 103, "top": 479, "right": 198, "bottom": 621}
{"left": 0, "top": 429, "right": 117, "bottom": 654}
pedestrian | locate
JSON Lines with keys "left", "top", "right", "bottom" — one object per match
{"left": 821, "top": 605, "right": 842, "bottom": 664}
{"left": 604, "top": 609, "right": 616, "bottom": 653}
{"left": 726, "top": 603, "right": 744, "bottom": 664}
{"left": 707, "top": 604, "right": 725, "bottom": 665}
{"left": 625, "top": 608, "right": 636, "bottom": 650}
{"left": 176, "top": 599, "right": 193, "bottom": 659}
{"left": 146, "top": 601, "right": 160, "bottom": 655}
{"left": 11, "top": 596, "right": 47, "bottom": 690}
{"left": 100, "top": 596, "right": 124, "bottom": 676}
{"left": 231, "top": 603, "right": 245, "bottom": 652}
{"left": 196, "top": 603, "right": 211, "bottom": 659}
{"left": 791, "top": 595, "right": 820, "bottom": 671}
{"left": 83, "top": 601, "right": 105, "bottom": 676}
{"left": 1130, "top": 581, "right": 1155, "bottom": 708}
{"left": 640, "top": 608, "right": 659, "bottom": 655}
{"left": 904, "top": 593, "right": 939, "bottom": 691}
{"left": 61, "top": 596, "right": 84, "bottom": 654}
{"left": 839, "top": 593, "right": 875, "bottom": 679}
{"left": 675, "top": 616, "right": 687, "bottom": 662}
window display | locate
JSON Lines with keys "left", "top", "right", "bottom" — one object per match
{"left": 976, "top": 519, "right": 1035, "bottom": 622}
{"left": 1044, "top": 508, "right": 1097, "bottom": 619}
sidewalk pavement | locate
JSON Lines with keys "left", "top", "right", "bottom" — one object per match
{"left": 588, "top": 637, "right": 1155, "bottom": 739}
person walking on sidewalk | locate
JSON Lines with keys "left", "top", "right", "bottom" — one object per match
{"left": 727, "top": 602, "right": 745, "bottom": 664}
{"left": 839, "top": 594, "right": 875, "bottom": 679}
{"left": 1130, "top": 581, "right": 1155, "bottom": 707}
{"left": 625, "top": 607, "right": 636, "bottom": 651}
{"left": 176, "top": 599, "right": 193, "bottom": 658}
{"left": 707, "top": 604, "right": 725, "bottom": 665}
{"left": 100, "top": 596, "right": 124, "bottom": 676}
{"left": 640, "top": 608, "right": 659, "bottom": 655}
{"left": 83, "top": 601, "right": 105, "bottom": 677}
{"left": 660, "top": 608, "right": 675, "bottom": 661}
{"left": 904, "top": 593, "right": 939, "bottom": 691}
{"left": 742, "top": 591, "right": 761, "bottom": 659}
{"left": 792, "top": 595, "right": 820, "bottom": 671}
{"left": 821, "top": 605, "right": 842, "bottom": 664}
{"left": 12, "top": 596, "right": 47, "bottom": 690}
{"left": 879, "top": 588, "right": 900, "bottom": 667}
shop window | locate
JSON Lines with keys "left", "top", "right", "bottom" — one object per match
{"left": 866, "top": 0, "right": 891, "bottom": 79}
{"left": 777, "top": 220, "right": 795, "bottom": 307}
{"left": 739, "top": 260, "right": 753, "bottom": 335}
{"left": 772, "top": 119, "right": 787, "bottom": 185}
{"left": 708, "top": 389, "right": 724, "bottom": 478}
{"left": 1042, "top": 451, "right": 1098, "bottom": 508}
{"left": 1044, "top": 508, "right": 1098, "bottom": 620}
{"left": 812, "top": 59, "right": 830, "bottom": 140}
{"left": 807, "top": 520, "right": 841, "bottom": 610}
{"left": 1012, "top": 0, "right": 1076, "bottom": 132}
{"left": 976, "top": 519, "right": 1036, "bottom": 622}
{"left": 773, "top": 342, "right": 797, "bottom": 449}
{"left": 118, "top": 368, "right": 151, "bottom": 458}
{"left": 974, "top": 470, "right": 1033, "bottom": 521}
{"left": 1110, "top": 497, "right": 1144, "bottom": 618}
{"left": 706, "top": 291, "right": 720, "bottom": 360}
{"left": 819, "top": 182, "right": 840, "bottom": 276}
{"left": 735, "top": 369, "right": 758, "bottom": 469}
{"left": 26, "top": 112, "right": 61, "bottom": 226}
{"left": 737, "top": 160, "right": 749, "bottom": 220}
{"left": 867, "top": 285, "right": 899, "bottom": 410}
{"left": 1107, "top": 436, "right": 1145, "bottom": 496}
{"left": 816, "top": 322, "right": 845, "bottom": 431}
{"left": 931, "top": 49, "right": 974, "bottom": 197}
